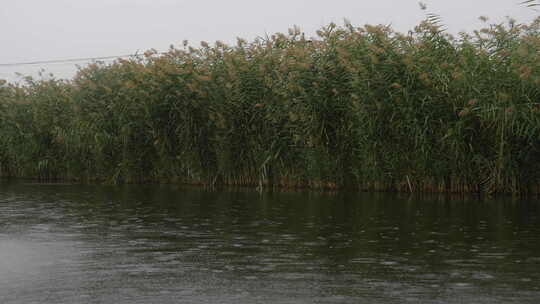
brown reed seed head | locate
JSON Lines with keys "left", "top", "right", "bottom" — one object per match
{"left": 458, "top": 108, "right": 470, "bottom": 117}
{"left": 519, "top": 66, "right": 532, "bottom": 80}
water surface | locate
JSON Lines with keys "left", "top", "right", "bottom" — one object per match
{"left": 1, "top": 182, "right": 539, "bottom": 303}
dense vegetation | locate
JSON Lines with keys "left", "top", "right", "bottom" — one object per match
{"left": 1, "top": 16, "right": 539, "bottom": 194}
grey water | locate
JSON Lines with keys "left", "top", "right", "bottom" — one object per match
{"left": 0, "top": 182, "right": 539, "bottom": 304}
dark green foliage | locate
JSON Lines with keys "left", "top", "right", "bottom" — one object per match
{"left": 1, "top": 17, "right": 539, "bottom": 194}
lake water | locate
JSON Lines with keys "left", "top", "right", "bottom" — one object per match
{"left": 1, "top": 182, "right": 539, "bottom": 303}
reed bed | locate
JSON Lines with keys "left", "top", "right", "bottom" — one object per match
{"left": 1, "top": 16, "right": 539, "bottom": 194}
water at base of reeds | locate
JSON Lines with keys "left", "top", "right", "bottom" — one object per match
{"left": 1, "top": 182, "right": 539, "bottom": 303}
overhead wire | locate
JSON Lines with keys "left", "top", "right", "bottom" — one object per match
{"left": 0, "top": 50, "right": 167, "bottom": 67}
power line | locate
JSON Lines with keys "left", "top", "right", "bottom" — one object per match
{"left": 0, "top": 52, "right": 157, "bottom": 67}
{"left": 0, "top": 54, "right": 133, "bottom": 67}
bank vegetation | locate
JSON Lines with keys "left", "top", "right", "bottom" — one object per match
{"left": 1, "top": 16, "right": 539, "bottom": 194}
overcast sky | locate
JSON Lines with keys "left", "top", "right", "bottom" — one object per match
{"left": 1, "top": 0, "right": 537, "bottom": 82}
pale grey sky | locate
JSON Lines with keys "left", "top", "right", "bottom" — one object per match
{"left": 0, "top": 0, "right": 537, "bottom": 82}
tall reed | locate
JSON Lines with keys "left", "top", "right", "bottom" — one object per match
{"left": 0, "top": 16, "right": 539, "bottom": 194}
